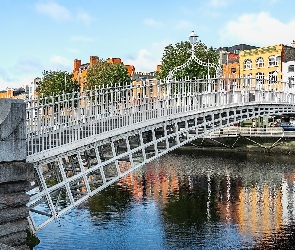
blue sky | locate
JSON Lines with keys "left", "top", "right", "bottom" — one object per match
{"left": 0, "top": 0, "right": 294, "bottom": 90}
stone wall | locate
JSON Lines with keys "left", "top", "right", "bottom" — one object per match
{"left": 0, "top": 99, "right": 34, "bottom": 249}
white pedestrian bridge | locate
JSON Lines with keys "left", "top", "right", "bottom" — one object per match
{"left": 25, "top": 77, "right": 295, "bottom": 232}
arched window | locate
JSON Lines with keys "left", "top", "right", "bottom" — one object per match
{"left": 256, "top": 72, "right": 264, "bottom": 85}
{"left": 256, "top": 57, "right": 264, "bottom": 68}
{"left": 244, "top": 59, "right": 252, "bottom": 70}
{"left": 268, "top": 56, "right": 276, "bottom": 66}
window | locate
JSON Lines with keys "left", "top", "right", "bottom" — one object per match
{"left": 256, "top": 72, "right": 264, "bottom": 85}
{"left": 244, "top": 73, "right": 252, "bottom": 86}
{"left": 288, "top": 65, "right": 295, "bottom": 72}
{"left": 268, "top": 71, "right": 277, "bottom": 84}
{"left": 268, "top": 56, "right": 276, "bottom": 66}
{"left": 288, "top": 76, "right": 294, "bottom": 84}
{"left": 231, "top": 67, "right": 236, "bottom": 73}
{"left": 244, "top": 59, "right": 252, "bottom": 70}
{"left": 256, "top": 57, "right": 264, "bottom": 68}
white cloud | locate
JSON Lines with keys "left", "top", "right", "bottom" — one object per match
{"left": 144, "top": 18, "right": 163, "bottom": 27}
{"left": 124, "top": 40, "right": 172, "bottom": 72}
{"left": 0, "top": 75, "right": 34, "bottom": 90}
{"left": 208, "top": 0, "right": 228, "bottom": 7}
{"left": 219, "top": 12, "right": 295, "bottom": 46}
{"left": 35, "top": 1, "right": 71, "bottom": 21}
{"left": 77, "top": 10, "right": 94, "bottom": 26}
{"left": 49, "top": 55, "right": 72, "bottom": 71}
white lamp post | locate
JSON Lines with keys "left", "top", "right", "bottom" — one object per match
{"left": 166, "top": 31, "right": 222, "bottom": 81}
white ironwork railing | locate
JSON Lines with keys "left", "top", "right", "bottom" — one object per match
{"left": 25, "top": 77, "right": 295, "bottom": 160}
{"left": 25, "top": 77, "right": 295, "bottom": 233}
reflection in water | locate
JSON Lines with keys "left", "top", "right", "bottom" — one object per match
{"left": 35, "top": 149, "right": 295, "bottom": 250}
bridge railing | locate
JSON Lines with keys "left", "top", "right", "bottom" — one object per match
{"left": 25, "top": 77, "right": 294, "bottom": 158}
{"left": 207, "top": 126, "right": 285, "bottom": 137}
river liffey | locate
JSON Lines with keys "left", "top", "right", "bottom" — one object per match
{"left": 34, "top": 148, "right": 295, "bottom": 250}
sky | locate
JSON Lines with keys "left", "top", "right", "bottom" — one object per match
{"left": 0, "top": 0, "right": 294, "bottom": 90}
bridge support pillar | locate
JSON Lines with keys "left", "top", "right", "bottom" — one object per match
{"left": 0, "top": 99, "right": 35, "bottom": 250}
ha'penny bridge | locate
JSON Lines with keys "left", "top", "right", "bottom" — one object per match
{"left": 25, "top": 76, "right": 295, "bottom": 232}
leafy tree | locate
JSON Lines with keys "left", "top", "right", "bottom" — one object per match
{"left": 155, "top": 41, "right": 220, "bottom": 80}
{"left": 37, "top": 70, "right": 80, "bottom": 97}
{"left": 36, "top": 70, "right": 80, "bottom": 110}
{"left": 86, "top": 58, "right": 131, "bottom": 89}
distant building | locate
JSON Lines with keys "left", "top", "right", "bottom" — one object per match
{"left": 282, "top": 40, "right": 295, "bottom": 87}
{"left": 131, "top": 71, "right": 155, "bottom": 81}
{"left": 107, "top": 58, "right": 135, "bottom": 76}
{"left": 28, "top": 77, "right": 40, "bottom": 99}
{"left": 239, "top": 44, "right": 295, "bottom": 91}
{"left": 217, "top": 44, "right": 258, "bottom": 79}
{"left": 0, "top": 87, "right": 27, "bottom": 99}
{"left": 73, "top": 56, "right": 99, "bottom": 92}
{"left": 0, "top": 89, "right": 14, "bottom": 98}
{"left": 72, "top": 56, "right": 135, "bottom": 91}
{"left": 217, "top": 44, "right": 258, "bottom": 65}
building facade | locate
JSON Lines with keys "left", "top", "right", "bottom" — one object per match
{"left": 28, "top": 77, "right": 40, "bottom": 99}
{"left": 218, "top": 44, "right": 258, "bottom": 80}
{"left": 73, "top": 56, "right": 135, "bottom": 91}
{"left": 238, "top": 44, "right": 295, "bottom": 91}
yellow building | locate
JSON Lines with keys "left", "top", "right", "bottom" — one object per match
{"left": 0, "top": 89, "right": 14, "bottom": 98}
{"left": 0, "top": 88, "right": 27, "bottom": 99}
{"left": 239, "top": 44, "right": 283, "bottom": 91}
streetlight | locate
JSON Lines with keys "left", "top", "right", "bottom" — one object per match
{"left": 166, "top": 31, "right": 222, "bottom": 81}
{"left": 189, "top": 31, "right": 198, "bottom": 45}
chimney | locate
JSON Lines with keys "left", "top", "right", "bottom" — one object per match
{"left": 291, "top": 40, "right": 295, "bottom": 48}
{"left": 74, "top": 59, "right": 81, "bottom": 72}
{"left": 90, "top": 56, "right": 99, "bottom": 66}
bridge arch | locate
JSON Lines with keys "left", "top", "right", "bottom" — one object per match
{"left": 27, "top": 100, "right": 295, "bottom": 232}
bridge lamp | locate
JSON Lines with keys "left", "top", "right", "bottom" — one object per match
{"left": 189, "top": 31, "right": 198, "bottom": 45}
{"left": 166, "top": 30, "right": 222, "bottom": 81}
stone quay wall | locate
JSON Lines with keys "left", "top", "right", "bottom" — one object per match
{"left": 0, "top": 99, "right": 34, "bottom": 250}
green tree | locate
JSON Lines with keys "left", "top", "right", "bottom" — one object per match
{"left": 37, "top": 70, "right": 80, "bottom": 97}
{"left": 86, "top": 58, "right": 131, "bottom": 89}
{"left": 155, "top": 41, "right": 220, "bottom": 80}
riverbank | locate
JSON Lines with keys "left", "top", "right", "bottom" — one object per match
{"left": 183, "top": 136, "right": 295, "bottom": 155}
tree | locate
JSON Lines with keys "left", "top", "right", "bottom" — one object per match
{"left": 86, "top": 58, "right": 131, "bottom": 89}
{"left": 37, "top": 70, "right": 80, "bottom": 97}
{"left": 155, "top": 41, "right": 220, "bottom": 80}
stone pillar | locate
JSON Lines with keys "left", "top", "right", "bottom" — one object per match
{"left": 0, "top": 99, "right": 35, "bottom": 250}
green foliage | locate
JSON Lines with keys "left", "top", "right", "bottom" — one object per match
{"left": 86, "top": 58, "right": 131, "bottom": 89}
{"left": 37, "top": 70, "right": 80, "bottom": 97}
{"left": 155, "top": 41, "right": 220, "bottom": 80}
{"left": 26, "top": 229, "right": 40, "bottom": 249}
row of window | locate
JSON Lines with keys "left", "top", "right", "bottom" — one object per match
{"left": 243, "top": 72, "right": 278, "bottom": 80}
{"left": 244, "top": 56, "right": 281, "bottom": 69}
{"left": 231, "top": 65, "right": 295, "bottom": 74}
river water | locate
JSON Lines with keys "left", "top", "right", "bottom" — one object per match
{"left": 34, "top": 148, "right": 295, "bottom": 250}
